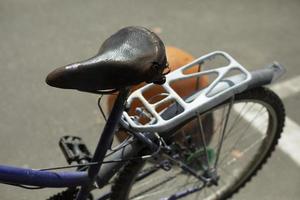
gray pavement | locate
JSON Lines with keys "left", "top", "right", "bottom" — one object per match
{"left": 0, "top": 0, "right": 299, "bottom": 199}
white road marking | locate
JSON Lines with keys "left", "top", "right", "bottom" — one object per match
{"left": 277, "top": 118, "right": 300, "bottom": 166}
{"left": 270, "top": 75, "right": 300, "bottom": 99}
{"left": 238, "top": 104, "right": 300, "bottom": 166}
{"left": 269, "top": 76, "right": 300, "bottom": 166}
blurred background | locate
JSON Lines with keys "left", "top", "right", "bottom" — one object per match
{"left": 0, "top": 0, "right": 299, "bottom": 199}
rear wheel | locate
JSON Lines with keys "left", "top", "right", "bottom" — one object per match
{"left": 111, "top": 87, "right": 285, "bottom": 200}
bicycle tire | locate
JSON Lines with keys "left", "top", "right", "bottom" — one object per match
{"left": 111, "top": 87, "right": 285, "bottom": 200}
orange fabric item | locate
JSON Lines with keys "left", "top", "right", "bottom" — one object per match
{"left": 106, "top": 46, "right": 208, "bottom": 142}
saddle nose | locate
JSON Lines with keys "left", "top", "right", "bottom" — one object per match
{"left": 46, "top": 63, "right": 79, "bottom": 89}
{"left": 46, "top": 67, "right": 63, "bottom": 88}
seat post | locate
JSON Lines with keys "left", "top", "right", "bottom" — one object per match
{"left": 76, "top": 87, "right": 131, "bottom": 200}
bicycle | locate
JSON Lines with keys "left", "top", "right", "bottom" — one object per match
{"left": 0, "top": 26, "right": 286, "bottom": 200}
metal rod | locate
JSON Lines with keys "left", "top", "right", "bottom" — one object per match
{"left": 195, "top": 63, "right": 202, "bottom": 91}
{"left": 214, "top": 97, "right": 234, "bottom": 168}
{"left": 196, "top": 113, "right": 210, "bottom": 169}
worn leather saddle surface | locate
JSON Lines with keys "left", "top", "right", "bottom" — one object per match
{"left": 46, "top": 26, "right": 167, "bottom": 92}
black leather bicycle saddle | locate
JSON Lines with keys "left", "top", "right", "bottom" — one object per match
{"left": 46, "top": 26, "right": 168, "bottom": 92}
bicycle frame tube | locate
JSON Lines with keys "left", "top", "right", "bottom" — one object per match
{"left": 95, "top": 137, "right": 145, "bottom": 188}
{"left": 0, "top": 165, "right": 89, "bottom": 187}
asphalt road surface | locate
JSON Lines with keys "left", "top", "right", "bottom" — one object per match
{"left": 0, "top": 0, "right": 299, "bottom": 199}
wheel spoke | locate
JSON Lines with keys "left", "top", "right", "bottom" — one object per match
{"left": 219, "top": 105, "right": 265, "bottom": 165}
{"left": 214, "top": 97, "right": 234, "bottom": 168}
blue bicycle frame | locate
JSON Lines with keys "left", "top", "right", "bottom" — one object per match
{"left": 0, "top": 165, "right": 89, "bottom": 188}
